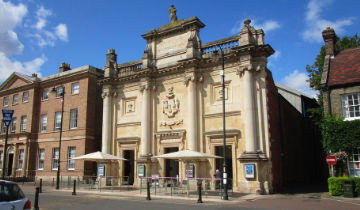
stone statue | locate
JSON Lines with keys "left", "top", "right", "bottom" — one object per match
{"left": 169, "top": 4, "right": 177, "bottom": 23}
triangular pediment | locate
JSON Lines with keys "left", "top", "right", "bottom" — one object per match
{"left": 0, "top": 72, "right": 35, "bottom": 91}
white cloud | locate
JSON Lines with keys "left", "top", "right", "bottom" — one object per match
{"left": 254, "top": 20, "right": 280, "bottom": 32}
{"left": 55, "top": 24, "right": 68, "bottom": 42}
{"left": 302, "top": 0, "right": 354, "bottom": 42}
{"left": 282, "top": 69, "right": 318, "bottom": 98}
{"left": 34, "top": 6, "right": 52, "bottom": 30}
{"left": 0, "top": 52, "right": 46, "bottom": 81}
{"left": 272, "top": 51, "right": 281, "bottom": 60}
{"left": 230, "top": 19, "right": 280, "bottom": 34}
{"left": 0, "top": 0, "right": 27, "bottom": 55}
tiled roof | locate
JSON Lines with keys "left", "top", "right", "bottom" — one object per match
{"left": 328, "top": 47, "right": 360, "bottom": 87}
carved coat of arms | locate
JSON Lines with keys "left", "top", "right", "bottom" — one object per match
{"left": 162, "top": 87, "right": 180, "bottom": 118}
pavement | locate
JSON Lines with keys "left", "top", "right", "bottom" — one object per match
{"left": 18, "top": 182, "right": 360, "bottom": 209}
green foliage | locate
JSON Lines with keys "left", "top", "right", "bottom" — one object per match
{"left": 328, "top": 177, "right": 360, "bottom": 196}
{"left": 321, "top": 115, "right": 360, "bottom": 154}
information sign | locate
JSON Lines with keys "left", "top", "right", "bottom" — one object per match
{"left": 2, "top": 109, "right": 14, "bottom": 126}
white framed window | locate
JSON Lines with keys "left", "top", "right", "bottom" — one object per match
{"left": 1, "top": 121, "right": 6, "bottom": 134}
{"left": 38, "top": 149, "right": 45, "bottom": 170}
{"left": 17, "top": 149, "right": 24, "bottom": 169}
{"left": 52, "top": 148, "right": 59, "bottom": 170}
{"left": 56, "top": 86, "right": 64, "bottom": 98}
{"left": 22, "top": 92, "right": 29, "bottom": 103}
{"left": 40, "top": 114, "right": 47, "bottom": 133}
{"left": 342, "top": 93, "right": 360, "bottom": 120}
{"left": 71, "top": 82, "right": 79, "bottom": 95}
{"left": 70, "top": 109, "right": 78, "bottom": 129}
{"left": 42, "top": 89, "right": 49, "bottom": 100}
{"left": 67, "top": 147, "right": 76, "bottom": 170}
{"left": 3, "top": 96, "right": 9, "bottom": 106}
{"left": 54, "top": 112, "right": 62, "bottom": 131}
{"left": 13, "top": 94, "right": 18, "bottom": 105}
{"left": 20, "top": 115, "right": 27, "bottom": 132}
{"left": 11, "top": 117, "right": 16, "bottom": 133}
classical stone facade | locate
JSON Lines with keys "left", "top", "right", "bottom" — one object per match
{"left": 0, "top": 64, "right": 103, "bottom": 181}
{"left": 99, "top": 6, "right": 283, "bottom": 193}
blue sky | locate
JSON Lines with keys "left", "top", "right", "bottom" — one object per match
{"left": 1, "top": 0, "right": 359, "bottom": 97}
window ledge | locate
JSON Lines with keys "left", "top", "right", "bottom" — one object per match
{"left": 344, "top": 117, "right": 360, "bottom": 121}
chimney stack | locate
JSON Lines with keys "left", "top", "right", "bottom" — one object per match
{"left": 59, "top": 62, "right": 71, "bottom": 73}
{"left": 322, "top": 27, "right": 336, "bottom": 56}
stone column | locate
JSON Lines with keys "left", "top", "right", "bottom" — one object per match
{"left": 243, "top": 68, "right": 257, "bottom": 153}
{"left": 22, "top": 142, "right": 28, "bottom": 176}
{"left": 186, "top": 73, "right": 197, "bottom": 151}
{"left": 102, "top": 86, "right": 112, "bottom": 154}
{"left": 140, "top": 84, "right": 151, "bottom": 157}
{"left": 12, "top": 145, "right": 18, "bottom": 177}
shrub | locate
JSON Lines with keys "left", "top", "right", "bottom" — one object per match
{"left": 328, "top": 177, "right": 360, "bottom": 196}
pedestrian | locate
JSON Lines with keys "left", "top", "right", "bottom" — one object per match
{"left": 214, "top": 169, "right": 221, "bottom": 189}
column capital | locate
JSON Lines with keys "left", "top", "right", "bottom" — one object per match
{"left": 236, "top": 64, "right": 265, "bottom": 77}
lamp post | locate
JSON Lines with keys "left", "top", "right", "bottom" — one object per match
{"left": 214, "top": 47, "right": 228, "bottom": 200}
{"left": 51, "top": 86, "right": 65, "bottom": 190}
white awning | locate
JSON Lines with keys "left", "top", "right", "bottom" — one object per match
{"left": 72, "top": 151, "right": 127, "bottom": 162}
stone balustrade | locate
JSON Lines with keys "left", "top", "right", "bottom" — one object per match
{"left": 201, "top": 35, "right": 239, "bottom": 55}
{"left": 117, "top": 60, "right": 143, "bottom": 77}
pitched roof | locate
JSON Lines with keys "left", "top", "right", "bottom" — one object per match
{"left": 328, "top": 47, "right": 360, "bottom": 87}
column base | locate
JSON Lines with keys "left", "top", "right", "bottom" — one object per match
{"left": 238, "top": 151, "right": 268, "bottom": 161}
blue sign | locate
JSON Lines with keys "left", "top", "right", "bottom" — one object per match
{"left": 98, "top": 164, "right": 105, "bottom": 176}
{"left": 2, "top": 109, "right": 14, "bottom": 126}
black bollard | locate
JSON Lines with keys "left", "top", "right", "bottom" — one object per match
{"left": 197, "top": 181, "right": 203, "bottom": 203}
{"left": 146, "top": 180, "right": 151, "bottom": 200}
{"left": 39, "top": 179, "right": 42, "bottom": 193}
{"left": 72, "top": 180, "right": 77, "bottom": 195}
{"left": 34, "top": 187, "right": 40, "bottom": 210}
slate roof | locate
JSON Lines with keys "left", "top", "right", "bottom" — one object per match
{"left": 328, "top": 47, "right": 360, "bottom": 87}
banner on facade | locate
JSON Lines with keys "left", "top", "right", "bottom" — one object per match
{"left": 185, "top": 163, "right": 194, "bottom": 178}
{"left": 138, "top": 164, "right": 145, "bottom": 177}
{"left": 244, "top": 164, "right": 255, "bottom": 179}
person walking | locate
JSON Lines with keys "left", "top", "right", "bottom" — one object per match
{"left": 214, "top": 169, "right": 221, "bottom": 189}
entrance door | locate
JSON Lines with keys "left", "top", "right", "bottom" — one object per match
{"left": 123, "top": 150, "right": 134, "bottom": 185}
{"left": 165, "top": 147, "right": 179, "bottom": 177}
{"left": 7, "top": 154, "right": 13, "bottom": 176}
{"left": 215, "top": 146, "right": 233, "bottom": 189}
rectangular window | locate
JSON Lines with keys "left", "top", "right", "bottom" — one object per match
{"left": 71, "top": 82, "right": 79, "bottom": 95}
{"left": 38, "top": 149, "right": 45, "bottom": 170}
{"left": 56, "top": 86, "right": 64, "bottom": 98}
{"left": 52, "top": 148, "right": 59, "bottom": 170}
{"left": 70, "top": 109, "right": 78, "bottom": 129}
{"left": 11, "top": 117, "right": 16, "bottom": 133}
{"left": 17, "top": 149, "right": 24, "bottom": 169}
{"left": 342, "top": 93, "right": 360, "bottom": 120}
{"left": 20, "top": 115, "right": 27, "bottom": 132}
{"left": 1, "top": 121, "right": 7, "bottom": 134}
{"left": 3, "top": 96, "right": 9, "bottom": 106}
{"left": 42, "top": 89, "right": 49, "bottom": 100}
{"left": 67, "top": 147, "right": 76, "bottom": 170}
{"left": 54, "top": 112, "right": 62, "bottom": 131}
{"left": 40, "top": 114, "right": 47, "bottom": 133}
{"left": 13, "top": 94, "right": 18, "bottom": 105}
{"left": 22, "top": 92, "right": 29, "bottom": 103}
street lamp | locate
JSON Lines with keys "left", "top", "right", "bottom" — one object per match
{"left": 51, "top": 86, "right": 65, "bottom": 190}
{"left": 214, "top": 46, "right": 228, "bottom": 200}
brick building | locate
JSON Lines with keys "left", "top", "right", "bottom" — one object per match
{"left": 0, "top": 64, "right": 103, "bottom": 181}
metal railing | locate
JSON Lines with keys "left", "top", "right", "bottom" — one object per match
{"left": 139, "top": 176, "right": 233, "bottom": 199}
